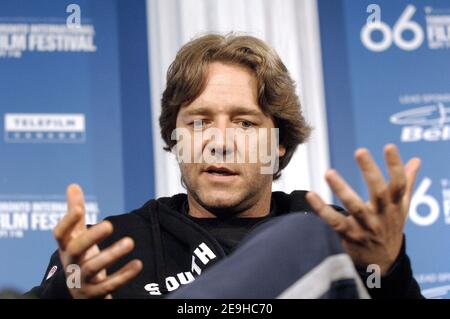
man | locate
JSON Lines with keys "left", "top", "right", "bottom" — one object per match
{"left": 27, "top": 33, "right": 422, "bottom": 298}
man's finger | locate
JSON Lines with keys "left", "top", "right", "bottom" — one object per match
{"left": 66, "top": 184, "right": 87, "bottom": 237}
{"left": 403, "top": 157, "right": 421, "bottom": 209}
{"left": 65, "top": 221, "right": 113, "bottom": 260}
{"left": 355, "top": 148, "right": 388, "bottom": 212}
{"left": 81, "top": 237, "right": 135, "bottom": 282}
{"left": 306, "top": 192, "right": 349, "bottom": 235}
{"left": 324, "top": 169, "right": 374, "bottom": 229}
{"left": 53, "top": 205, "right": 84, "bottom": 250}
{"left": 85, "top": 259, "right": 143, "bottom": 298}
{"left": 384, "top": 144, "right": 407, "bottom": 205}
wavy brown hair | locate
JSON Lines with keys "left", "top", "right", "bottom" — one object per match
{"left": 160, "top": 33, "right": 311, "bottom": 180}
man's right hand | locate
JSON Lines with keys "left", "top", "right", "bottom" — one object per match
{"left": 53, "top": 184, "right": 143, "bottom": 299}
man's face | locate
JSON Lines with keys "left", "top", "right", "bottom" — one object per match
{"left": 175, "top": 62, "right": 286, "bottom": 217}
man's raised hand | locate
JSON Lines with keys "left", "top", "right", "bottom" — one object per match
{"left": 306, "top": 144, "right": 421, "bottom": 274}
{"left": 53, "top": 184, "right": 142, "bottom": 298}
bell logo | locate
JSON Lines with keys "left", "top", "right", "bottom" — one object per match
{"left": 390, "top": 103, "right": 450, "bottom": 143}
{"left": 401, "top": 126, "right": 450, "bottom": 142}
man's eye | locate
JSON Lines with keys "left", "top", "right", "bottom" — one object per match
{"left": 192, "top": 119, "right": 206, "bottom": 130}
{"left": 238, "top": 120, "right": 254, "bottom": 128}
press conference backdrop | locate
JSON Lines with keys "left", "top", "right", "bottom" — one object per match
{"left": 0, "top": 0, "right": 154, "bottom": 291}
{"left": 1, "top": 0, "right": 449, "bottom": 298}
{"left": 319, "top": 0, "right": 450, "bottom": 298}
{"left": 0, "top": 0, "right": 330, "bottom": 293}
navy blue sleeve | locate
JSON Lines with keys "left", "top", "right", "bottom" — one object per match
{"left": 358, "top": 236, "right": 424, "bottom": 299}
{"left": 24, "top": 250, "right": 72, "bottom": 299}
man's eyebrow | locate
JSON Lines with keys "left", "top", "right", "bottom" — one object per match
{"left": 229, "top": 107, "right": 264, "bottom": 117}
{"left": 183, "top": 106, "right": 264, "bottom": 117}
{"left": 182, "top": 107, "right": 215, "bottom": 116}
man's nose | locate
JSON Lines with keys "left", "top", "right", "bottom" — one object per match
{"left": 205, "top": 122, "right": 234, "bottom": 157}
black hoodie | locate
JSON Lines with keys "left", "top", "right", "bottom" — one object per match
{"left": 26, "top": 191, "right": 423, "bottom": 299}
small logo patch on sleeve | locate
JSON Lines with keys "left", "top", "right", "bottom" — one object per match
{"left": 46, "top": 265, "right": 58, "bottom": 280}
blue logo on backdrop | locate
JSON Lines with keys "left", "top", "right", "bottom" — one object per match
{"left": 361, "top": 4, "right": 450, "bottom": 52}
{"left": 0, "top": 22, "right": 96, "bottom": 59}
{"left": 0, "top": 200, "right": 98, "bottom": 239}
{"left": 390, "top": 98, "right": 450, "bottom": 142}
{"left": 4, "top": 113, "right": 86, "bottom": 143}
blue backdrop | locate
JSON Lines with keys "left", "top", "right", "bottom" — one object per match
{"left": 3, "top": 0, "right": 449, "bottom": 298}
{"left": 319, "top": 0, "right": 450, "bottom": 298}
{"left": 0, "top": 0, "right": 154, "bottom": 292}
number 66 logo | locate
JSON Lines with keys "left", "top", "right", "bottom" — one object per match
{"left": 361, "top": 4, "right": 424, "bottom": 52}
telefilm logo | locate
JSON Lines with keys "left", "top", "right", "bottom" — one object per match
{"left": 4, "top": 113, "right": 86, "bottom": 143}
{"left": 389, "top": 93, "right": 450, "bottom": 143}
{"left": 361, "top": 4, "right": 450, "bottom": 52}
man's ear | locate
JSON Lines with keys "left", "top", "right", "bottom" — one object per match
{"left": 278, "top": 145, "right": 286, "bottom": 157}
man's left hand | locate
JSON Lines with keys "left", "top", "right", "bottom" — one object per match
{"left": 306, "top": 144, "right": 421, "bottom": 274}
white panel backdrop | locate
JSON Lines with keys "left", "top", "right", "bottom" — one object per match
{"left": 146, "top": 0, "right": 332, "bottom": 202}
